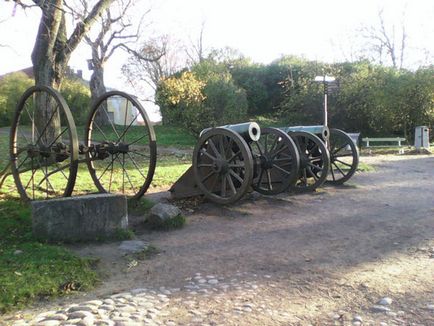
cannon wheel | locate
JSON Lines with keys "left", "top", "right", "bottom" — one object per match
{"left": 252, "top": 127, "right": 300, "bottom": 195}
{"left": 288, "top": 131, "right": 330, "bottom": 191}
{"left": 193, "top": 128, "right": 253, "bottom": 204}
{"left": 326, "top": 128, "right": 359, "bottom": 184}
{"left": 85, "top": 91, "right": 157, "bottom": 199}
{"left": 10, "top": 86, "right": 79, "bottom": 201}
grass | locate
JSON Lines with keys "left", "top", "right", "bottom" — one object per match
{"left": 0, "top": 200, "right": 98, "bottom": 313}
{"left": 78, "top": 124, "right": 196, "bottom": 148}
{"left": 357, "top": 162, "right": 376, "bottom": 172}
{"left": 0, "top": 125, "right": 192, "bottom": 312}
{"left": 148, "top": 214, "right": 186, "bottom": 231}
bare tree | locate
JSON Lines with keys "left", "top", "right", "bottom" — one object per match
{"left": 359, "top": 9, "right": 407, "bottom": 69}
{"left": 83, "top": 0, "right": 150, "bottom": 106}
{"left": 185, "top": 20, "right": 207, "bottom": 66}
{"left": 122, "top": 35, "right": 184, "bottom": 100}
{"left": 12, "top": 0, "right": 113, "bottom": 139}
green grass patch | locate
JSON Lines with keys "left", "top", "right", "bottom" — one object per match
{"left": 76, "top": 124, "right": 196, "bottom": 148}
{"left": 0, "top": 200, "right": 98, "bottom": 313}
{"left": 357, "top": 162, "right": 376, "bottom": 172}
{"left": 149, "top": 214, "right": 186, "bottom": 231}
{"left": 154, "top": 125, "right": 196, "bottom": 148}
{"left": 128, "top": 197, "right": 155, "bottom": 215}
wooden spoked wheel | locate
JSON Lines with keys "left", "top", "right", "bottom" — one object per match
{"left": 193, "top": 128, "right": 253, "bottom": 204}
{"left": 326, "top": 128, "right": 359, "bottom": 184}
{"left": 288, "top": 131, "right": 330, "bottom": 192}
{"left": 85, "top": 91, "right": 157, "bottom": 199}
{"left": 251, "top": 127, "right": 300, "bottom": 195}
{"left": 10, "top": 86, "right": 79, "bottom": 201}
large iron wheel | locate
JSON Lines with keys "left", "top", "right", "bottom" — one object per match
{"left": 251, "top": 127, "right": 300, "bottom": 195}
{"left": 288, "top": 131, "right": 330, "bottom": 191}
{"left": 85, "top": 91, "right": 157, "bottom": 199}
{"left": 10, "top": 86, "right": 79, "bottom": 201}
{"left": 193, "top": 128, "right": 253, "bottom": 204}
{"left": 326, "top": 128, "right": 359, "bottom": 184}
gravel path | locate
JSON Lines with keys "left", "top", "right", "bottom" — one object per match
{"left": 2, "top": 154, "right": 434, "bottom": 325}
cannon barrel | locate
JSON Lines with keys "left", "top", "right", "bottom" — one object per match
{"left": 201, "top": 122, "right": 261, "bottom": 142}
{"left": 279, "top": 125, "right": 329, "bottom": 141}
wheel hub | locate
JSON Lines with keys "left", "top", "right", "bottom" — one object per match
{"left": 27, "top": 144, "right": 39, "bottom": 158}
{"left": 213, "top": 159, "right": 229, "bottom": 175}
{"left": 259, "top": 155, "right": 273, "bottom": 170}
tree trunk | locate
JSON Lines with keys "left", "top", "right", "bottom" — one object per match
{"left": 29, "top": 0, "right": 113, "bottom": 142}
{"left": 31, "top": 1, "right": 67, "bottom": 144}
{"left": 90, "top": 64, "right": 110, "bottom": 126}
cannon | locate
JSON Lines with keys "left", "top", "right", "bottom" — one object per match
{"left": 170, "top": 122, "right": 300, "bottom": 204}
{"left": 273, "top": 76, "right": 360, "bottom": 191}
{"left": 1, "top": 85, "right": 156, "bottom": 201}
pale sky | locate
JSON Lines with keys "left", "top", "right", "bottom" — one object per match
{"left": 0, "top": 0, "right": 433, "bottom": 93}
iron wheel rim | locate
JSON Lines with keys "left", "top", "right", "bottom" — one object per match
{"left": 85, "top": 91, "right": 157, "bottom": 199}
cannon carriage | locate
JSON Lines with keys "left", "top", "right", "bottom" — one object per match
{"left": 1, "top": 78, "right": 359, "bottom": 205}
{"left": 2, "top": 85, "right": 157, "bottom": 201}
{"left": 171, "top": 122, "right": 301, "bottom": 204}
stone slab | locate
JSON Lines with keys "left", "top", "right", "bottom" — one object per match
{"left": 31, "top": 194, "right": 128, "bottom": 242}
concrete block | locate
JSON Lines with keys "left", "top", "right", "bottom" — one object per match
{"left": 31, "top": 194, "right": 128, "bottom": 242}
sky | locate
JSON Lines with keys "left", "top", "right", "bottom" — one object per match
{"left": 0, "top": 0, "right": 433, "bottom": 97}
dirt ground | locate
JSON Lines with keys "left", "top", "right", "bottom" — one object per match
{"left": 4, "top": 154, "right": 434, "bottom": 325}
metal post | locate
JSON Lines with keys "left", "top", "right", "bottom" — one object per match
{"left": 323, "top": 75, "right": 328, "bottom": 128}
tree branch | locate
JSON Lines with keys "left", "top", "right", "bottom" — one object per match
{"left": 65, "top": 0, "right": 113, "bottom": 58}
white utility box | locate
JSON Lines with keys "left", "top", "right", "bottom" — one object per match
{"left": 414, "top": 126, "right": 430, "bottom": 149}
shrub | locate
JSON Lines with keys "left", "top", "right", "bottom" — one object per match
{"left": 0, "top": 72, "right": 34, "bottom": 126}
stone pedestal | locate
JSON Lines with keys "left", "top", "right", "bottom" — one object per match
{"left": 31, "top": 194, "right": 128, "bottom": 242}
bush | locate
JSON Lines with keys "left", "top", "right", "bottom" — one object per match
{"left": 60, "top": 78, "right": 91, "bottom": 126}
{"left": 156, "top": 60, "right": 248, "bottom": 137}
{"left": 0, "top": 72, "right": 34, "bottom": 127}
{"left": 0, "top": 73, "right": 91, "bottom": 128}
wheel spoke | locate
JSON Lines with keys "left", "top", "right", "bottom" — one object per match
{"left": 330, "top": 165, "right": 336, "bottom": 181}
{"left": 334, "top": 159, "right": 352, "bottom": 168}
{"left": 332, "top": 162, "right": 346, "bottom": 176}
{"left": 93, "top": 122, "right": 110, "bottom": 142}
{"left": 130, "top": 150, "right": 150, "bottom": 159}
{"left": 200, "top": 148, "right": 217, "bottom": 161}
{"left": 35, "top": 104, "right": 59, "bottom": 145}
{"left": 307, "top": 162, "right": 323, "bottom": 172}
{"left": 201, "top": 170, "right": 216, "bottom": 183}
{"left": 308, "top": 166, "right": 319, "bottom": 180}
{"left": 47, "top": 127, "right": 68, "bottom": 148}
{"left": 208, "top": 138, "right": 221, "bottom": 158}
{"left": 220, "top": 175, "right": 227, "bottom": 197}
{"left": 332, "top": 143, "right": 348, "bottom": 155}
{"left": 117, "top": 113, "right": 140, "bottom": 143}
{"left": 227, "top": 150, "right": 241, "bottom": 163}
{"left": 302, "top": 169, "right": 308, "bottom": 186}
{"left": 228, "top": 163, "right": 245, "bottom": 168}
{"left": 197, "top": 163, "right": 213, "bottom": 168}
{"left": 102, "top": 103, "right": 121, "bottom": 139}
{"left": 127, "top": 152, "right": 147, "bottom": 180}
{"left": 271, "top": 144, "right": 287, "bottom": 158}
{"left": 256, "top": 168, "right": 264, "bottom": 187}
{"left": 97, "top": 153, "right": 119, "bottom": 181}
{"left": 227, "top": 174, "right": 237, "bottom": 195}
{"left": 266, "top": 170, "right": 272, "bottom": 190}
{"left": 128, "top": 132, "right": 149, "bottom": 146}
{"left": 272, "top": 163, "right": 291, "bottom": 175}
{"left": 115, "top": 153, "right": 136, "bottom": 194}
{"left": 229, "top": 169, "right": 243, "bottom": 183}
{"left": 219, "top": 135, "right": 226, "bottom": 159}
